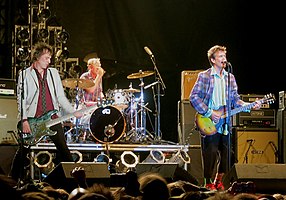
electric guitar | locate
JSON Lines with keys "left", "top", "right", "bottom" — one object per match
{"left": 18, "top": 104, "right": 98, "bottom": 146}
{"left": 195, "top": 93, "right": 275, "bottom": 136}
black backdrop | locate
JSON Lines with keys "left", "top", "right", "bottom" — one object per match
{"left": 6, "top": 0, "right": 286, "bottom": 142}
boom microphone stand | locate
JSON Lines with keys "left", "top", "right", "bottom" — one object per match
{"left": 144, "top": 47, "right": 166, "bottom": 143}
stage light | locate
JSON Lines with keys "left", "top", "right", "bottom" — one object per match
{"left": 115, "top": 151, "right": 139, "bottom": 173}
{"left": 17, "top": 28, "right": 29, "bottom": 42}
{"left": 57, "top": 30, "right": 69, "bottom": 43}
{"left": 38, "top": 28, "right": 49, "bottom": 41}
{"left": 56, "top": 47, "right": 69, "bottom": 62}
{"left": 38, "top": 8, "right": 51, "bottom": 22}
{"left": 166, "top": 149, "right": 190, "bottom": 167}
{"left": 70, "top": 150, "right": 83, "bottom": 163}
{"left": 34, "top": 151, "right": 54, "bottom": 175}
{"left": 17, "top": 47, "right": 30, "bottom": 61}
{"left": 142, "top": 150, "right": 165, "bottom": 163}
{"left": 94, "top": 153, "right": 111, "bottom": 164}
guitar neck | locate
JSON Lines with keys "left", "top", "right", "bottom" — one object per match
{"left": 46, "top": 104, "right": 97, "bottom": 128}
{"left": 222, "top": 101, "right": 259, "bottom": 119}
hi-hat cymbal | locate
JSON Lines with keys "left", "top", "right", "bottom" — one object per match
{"left": 127, "top": 70, "right": 154, "bottom": 79}
{"left": 62, "top": 78, "right": 95, "bottom": 89}
{"left": 123, "top": 88, "right": 140, "bottom": 93}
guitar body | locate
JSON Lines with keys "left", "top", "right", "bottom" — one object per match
{"left": 18, "top": 110, "right": 58, "bottom": 146}
{"left": 195, "top": 113, "right": 217, "bottom": 136}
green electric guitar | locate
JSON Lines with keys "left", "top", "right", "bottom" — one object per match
{"left": 195, "top": 93, "right": 275, "bottom": 136}
{"left": 18, "top": 104, "right": 98, "bottom": 146}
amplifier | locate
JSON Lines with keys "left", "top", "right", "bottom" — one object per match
{"left": 240, "top": 94, "right": 275, "bottom": 109}
{"left": 0, "top": 78, "right": 16, "bottom": 96}
{"left": 181, "top": 70, "right": 203, "bottom": 100}
{"left": 279, "top": 91, "right": 285, "bottom": 109}
{"left": 232, "top": 109, "right": 276, "bottom": 128}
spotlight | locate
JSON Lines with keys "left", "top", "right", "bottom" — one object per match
{"left": 34, "top": 151, "right": 55, "bottom": 175}
{"left": 70, "top": 150, "right": 83, "bottom": 163}
{"left": 142, "top": 150, "right": 165, "bottom": 163}
{"left": 166, "top": 150, "right": 190, "bottom": 167}
{"left": 95, "top": 153, "right": 111, "bottom": 164}
{"left": 38, "top": 8, "right": 51, "bottom": 22}
{"left": 57, "top": 30, "right": 69, "bottom": 43}
{"left": 17, "top": 47, "right": 30, "bottom": 61}
{"left": 38, "top": 28, "right": 49, "bottom": 41}
{"left": 17, "top": 28, "right": 29, "bottom": 42}
{"left": 56, "top": 47, "right": 69, "bottom": 62}
{"left": 115, "top": 151, "right": 139, "bottom": 173}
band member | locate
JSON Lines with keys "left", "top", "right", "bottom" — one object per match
{"left": 189, "top": 45, "right": 261, "bottom": 190}
{"left": 10, "top": 42, "right": 82, "bottom": 182}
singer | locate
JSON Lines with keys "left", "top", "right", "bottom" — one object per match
{"left": 189, "top": 45, "right": 261, "bottom": 191}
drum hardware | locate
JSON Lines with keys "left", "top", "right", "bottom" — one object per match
{"left": 124, "top": 71, "right": 154, "bottom": 143}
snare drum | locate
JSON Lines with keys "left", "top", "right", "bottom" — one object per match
{"left": 88, "top": 105, "right": 126, "bottom": 143}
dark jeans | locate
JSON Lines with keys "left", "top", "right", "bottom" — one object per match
{"left": 10, "top": 123, "right": 73, "bottom": 181}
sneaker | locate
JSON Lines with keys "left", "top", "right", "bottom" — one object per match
{"left": 205, "top": 183, "right": 217, "bottom": 191}
{"left": 215, "top": 182, "right": 225, "bottom": 191}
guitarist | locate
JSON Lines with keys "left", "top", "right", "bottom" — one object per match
{"left": 10, "top": 42, "right": 82, "bottom": 183}
{"left": 189, "top": 45, "right": 261, "bottom": 191}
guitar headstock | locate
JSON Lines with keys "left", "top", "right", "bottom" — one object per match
{"left": 262, "top": 93, "right": 275, "bottom": 105}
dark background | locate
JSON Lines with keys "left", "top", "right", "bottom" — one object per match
{"left": 2, "top": 0, "right": 285, "bottom": 143}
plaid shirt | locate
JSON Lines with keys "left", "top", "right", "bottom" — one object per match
{"left": 189, "top": 68, "right": 244, "bottom": 126}
{"left": 80, "top": 71, "right": 103, "bottom": 102}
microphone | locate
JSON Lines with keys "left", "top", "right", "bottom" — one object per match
{"left": 144, "top": 46, "right": 154, "bottom": 57}
{"left": 222, "top": 61, "right": 231, "bottom": 65}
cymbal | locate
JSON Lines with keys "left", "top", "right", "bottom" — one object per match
{"left": 123, "top": 88, "right": 140, "bottom": 93}
{"left": 83, "top": 52, "right": 98, "bottom": 63}
{"left": 62, "top": 78, "right": 95, "bottom": 89}
{"left": 127, "top": 70, "right": 154, "bottom": 79}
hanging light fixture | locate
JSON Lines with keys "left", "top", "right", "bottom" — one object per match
{"left": 17, "top": 27, "right": 30, "bottom": 42}
{"left": 56, "top": 47, "right": 69, "bottom": 62}
{"left": 38, "top": 7, "right": 51, "bottom": 22}
{"left": 57, "top": 29, "right": 69, "bottom": 43}
{"left": 38, "top": 28, "right": 49, "bottom": 41}
{"left": 17, "top": 47, "right": 30, "bottom": 61}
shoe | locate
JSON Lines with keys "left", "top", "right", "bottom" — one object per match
{"left": 215, "top": 182, "right": 225, "bottom": 191}
{"left": 205, "top": 183, "right": 217, "bottom": 191}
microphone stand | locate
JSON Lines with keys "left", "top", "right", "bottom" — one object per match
{"left": 227, "top": 63, "right": 233, "bottom": 171}
{"left": 18, "top": 61, "right": 27, "bottom": 187}
{"left": 149, "top": 55, "right": 166, "bottom": 143}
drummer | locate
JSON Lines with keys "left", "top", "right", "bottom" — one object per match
{"left": 80, "top": 57, "right": 105, "bottom": 107}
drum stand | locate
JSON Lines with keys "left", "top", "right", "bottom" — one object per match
{"left": 125, "top": 75, "right": 153, "bottom": 143}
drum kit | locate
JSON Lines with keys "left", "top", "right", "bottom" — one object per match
{"left": 61, "top": 69, "right": 155, "bottom": 144}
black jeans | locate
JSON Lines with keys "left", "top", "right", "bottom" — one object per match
{"left": 10, "top": 123, "right": 73, "bottom": 181}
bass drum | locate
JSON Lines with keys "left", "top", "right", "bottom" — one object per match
{"left": 88, "top": 105, "right": 126, "bottom": 143}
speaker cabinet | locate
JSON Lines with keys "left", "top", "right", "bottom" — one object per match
{"left": 0, "top": 96, "right": 18, "bottom": 144}
{"left": 277, "top": 108, "right": 286, "bottom": 163}
{"left": 181, "top": 70, "right": 203, "bottom": 100}
{"left": 223, "top": 163, "right": 286, "bottom": 194}
{"left": 233, "top": 128, "right": 279, "bottom": 164}
{"left": 178, "top": 100, "right": 201, "bottom": 146}
{"left": 43, "top": 162, "right": 110, "bottom": 192}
